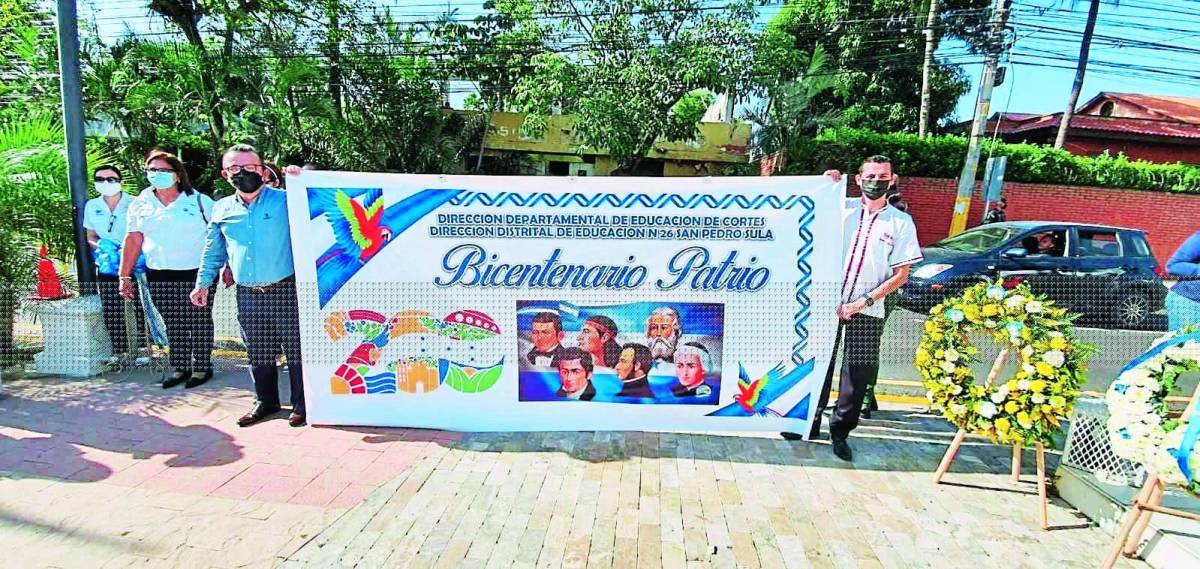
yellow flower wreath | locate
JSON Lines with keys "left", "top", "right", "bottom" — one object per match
{"left": 916, "top": 280, "right": 1095, "bottom": 445}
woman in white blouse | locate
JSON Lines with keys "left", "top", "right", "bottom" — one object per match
{"left": 118, "top": 150, "right": 216, "bottom": 389}
{"left": 83, "top": 164, "right": 147, "bottom": 364}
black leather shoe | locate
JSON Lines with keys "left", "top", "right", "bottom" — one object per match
{"left": 237, "top": 403, "right": 281, "bottom": 427}
{"left": 184, "top": 371, "right": 212, "bottom": 389}
{"left": 861, "top": 408, "right": 872, "bottom": 419}
{"left": 781, "top": 432, "right": 804, "bottom": 441}
{"left": 288, "top": 413, "right": 307, "bottom": 428}
{"left": 162, "top": 370, "right": 190, "bottom": 389}
{"left": 831, "top": 436, "right": 853, "bottom": 462}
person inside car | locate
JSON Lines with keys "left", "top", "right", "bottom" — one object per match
{"left": 1024, "top": 231, "right": 1063, "bottom": 256}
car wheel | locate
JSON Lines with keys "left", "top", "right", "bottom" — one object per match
{"left": 1114, "top": 290, "right": 1151, "bottom": 329}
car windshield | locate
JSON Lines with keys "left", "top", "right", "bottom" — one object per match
{"left": 933, "top": 226, "right": 1023, "bottom": 252}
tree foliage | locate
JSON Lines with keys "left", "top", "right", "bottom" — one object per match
{"left": 0, "top": 0, "right": 60, "bottom": 122}
{"left": 757, "top": 0, "right": 990, "bottom": 133}
{"left": 0, "top": 0, "right": 102, "bottom": 280}
{"left": 70, "top": 0, "right": 1002, "bottom": 182}
{"left": 745, "top": 44, "right": 841, "bottom": 158}
{"left": 508, "top": 0, "right": 758, "bottom": 173}
{"left": 82, "top": 0, "right": 492, "bottom": 193}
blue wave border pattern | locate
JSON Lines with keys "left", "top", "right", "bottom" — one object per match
{"left": 448, "top": 191, "right": 807, "bottom": 210}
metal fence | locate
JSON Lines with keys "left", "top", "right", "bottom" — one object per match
{"left": 1061, "top": 396, "right": 1145, "bottom": 488}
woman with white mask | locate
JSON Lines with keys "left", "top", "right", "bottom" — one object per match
{"left": 119, "top": 151, "right": 216, "bottom": 389}
{"left": 83, "top": 164, "right": 148, "bottom": 365}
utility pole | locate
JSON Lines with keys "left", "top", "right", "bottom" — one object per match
{"left": 948, "top": 0, "right": 1011, "bottom": 236}
{"left": 1054, "top": 0, "right": 1102, "bottom": 149}
{"left": 56, "top": 0, "right": 95, "bottom": 286}
{"left": 918, "top": 0, "right": 941, "bottom": 137}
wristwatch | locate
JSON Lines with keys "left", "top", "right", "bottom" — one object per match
{"left": 861, "top": 293, "right": 875, "bottom": 307}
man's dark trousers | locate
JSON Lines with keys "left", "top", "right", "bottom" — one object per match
{"left": 810, "top": 313, "right": 885, "bottom": 439}
{"left": 236, "top": 280, "right": 305, "bottom": 415}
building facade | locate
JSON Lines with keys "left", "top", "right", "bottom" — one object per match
{"left": 961, "top": 92, "right": 1200, "bottom": 164}
{"left": 477, "top": 112, "right": 750, "bottom": 176}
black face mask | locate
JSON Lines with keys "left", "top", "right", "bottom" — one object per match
{"left": 860, "top": 179, "right": 893, "bottom": 200}
{"left": 230, "top": 170, "right": 264, "bottom": 195}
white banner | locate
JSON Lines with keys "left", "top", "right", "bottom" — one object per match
{"left": 287, "top": 173, "right": 843, "bottom": 434}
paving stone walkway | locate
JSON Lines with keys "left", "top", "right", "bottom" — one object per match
{"left": 1, "top": 369, "right": 1147, "bottom": 569}
{"left": 0, "top": 370, "right": 453, "bottom": 568}
{"left": 283, "top": 423, "right": 1146, "bottom": 569}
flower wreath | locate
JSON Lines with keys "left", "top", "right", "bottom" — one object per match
{"left": 917, "top": 280, "right": 1095, "bottom": 445}
{"left": 1105, "top": 324, "right": 1200, "bottom": 495}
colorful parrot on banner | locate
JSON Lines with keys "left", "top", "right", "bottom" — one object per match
{"left": 708, "top": 359, "right": 815, "bottom": 418}
{"left": 332, "top": 190, "right": 391, "bottom": 263}
{"left": 309, "top": 187, "right": 460, "bottom": 307}
{"left": 733, "top": 363, "right": 783, "bottom": 416}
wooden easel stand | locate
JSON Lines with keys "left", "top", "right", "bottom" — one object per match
{"left": 932, "top": 347, "right": 1051, "bottom": 530}
{"left": 1100, "top": 380, "right": 1200, "bottom": 568}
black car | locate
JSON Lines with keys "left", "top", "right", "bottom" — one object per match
{"left": 898, "top": 221, "right": 1167, "bottom": 329}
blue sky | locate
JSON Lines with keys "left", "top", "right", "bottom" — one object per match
{"left": 79, "top": 0, "right": 1200, "bottom": 123}
{"left": 949, "top": 0, "right": 1200, "bottom": 120}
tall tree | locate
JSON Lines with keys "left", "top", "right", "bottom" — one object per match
{"left": 430, "top": 0, "right": 549, "bottom": 171}
{"left": 762, "top": 0, "right": 990, "bottom": 134}
{"left": 510, "top": 0, "right": 757, "bottom": 173}
{"left": 1054, "top": 0, "right": 1116, "bottom": 149}
{"left": 299, "top": 12, "right": 481, "bottom": 173}
{"left": 83, "top": 38, "right": 218, "bottom": 186}
{"left": 917, "top": 0, "right": 941, "bottom": 136}
{"left": 0, "top": 0, "right": 59, "bottom": 122}
{"left": 148, "top": 0, "right": 228, "bottom": 158}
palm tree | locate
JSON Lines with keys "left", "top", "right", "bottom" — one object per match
{"left": 0, "top": 115, "right": 110, "bottom": 362}
{"left": 747, "top": 45, "right": 840, "bottom": 172}
{"left": 1054, "top": 0, "right": 1118, "bottom": 149}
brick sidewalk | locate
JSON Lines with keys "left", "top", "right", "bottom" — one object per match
{"left": 0, "top": 370, "right": 454, "bottom": 568}
{"left": 284, "top": 428, "right": 1147, "bottom": 569}
{"left": 1, "top": 370, "right": 1147, "bottom": 569}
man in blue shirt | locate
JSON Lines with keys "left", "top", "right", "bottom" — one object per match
{"left": 191, "top": 144, "right": 307, "bottom": 427}
{"left": 1167, "top": 231, "right": 1200, "bottom": 331}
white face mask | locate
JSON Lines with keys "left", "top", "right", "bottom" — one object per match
{"left": 96, "top": 181, "right": 122, "bottom": 196}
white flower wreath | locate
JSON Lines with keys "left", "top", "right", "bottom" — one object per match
{"left": 1106, "top": 324, "right": 1200, "bottom": 494}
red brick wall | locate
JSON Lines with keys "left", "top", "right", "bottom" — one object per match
{"left": 885, "top": 177, "right": 1200, "bottom": 267}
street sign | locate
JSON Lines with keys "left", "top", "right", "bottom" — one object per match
{"left": 982, "top": 156, "right": 1008, "bottom": 218}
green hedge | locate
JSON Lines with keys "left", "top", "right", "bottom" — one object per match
{"left": 777, "top": 127, "right": 1200, "bottom": 194}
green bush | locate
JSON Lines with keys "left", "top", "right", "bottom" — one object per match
{"left": 779, "top": 127, "right": 1200, "bottom": 194}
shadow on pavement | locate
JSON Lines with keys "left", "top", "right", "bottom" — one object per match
{"left": 0, "top": 379, "right": 243, "bottom": 483}
{"left": 397, "top": 408, "right": 1066, "bottom": 479}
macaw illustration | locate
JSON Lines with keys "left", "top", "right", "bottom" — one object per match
{"left": 333, "top": 190, "right": 390, "bottom": 263}
{"left": 708, "top": 359, "right": 816, "bottom": 418}
{"left": 309, "top": 187, "right": 461, "bottom": 308}
{"left": 733, "top": 363, "right": 783, "bottom": 416}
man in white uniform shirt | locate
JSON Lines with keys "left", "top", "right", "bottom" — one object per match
{"left": 783, "top": 155, "right": 922, "bottom": 461}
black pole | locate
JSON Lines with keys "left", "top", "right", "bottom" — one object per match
{"left": 56, "top": 0, "right": 95, "bottom": 288}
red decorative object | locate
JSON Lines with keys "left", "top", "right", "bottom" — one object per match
{"left": 442, "top": 310, "right": 500, "bottom": 336}
{"left": 33, "top": 244, "right": 68, "bottom": 300}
